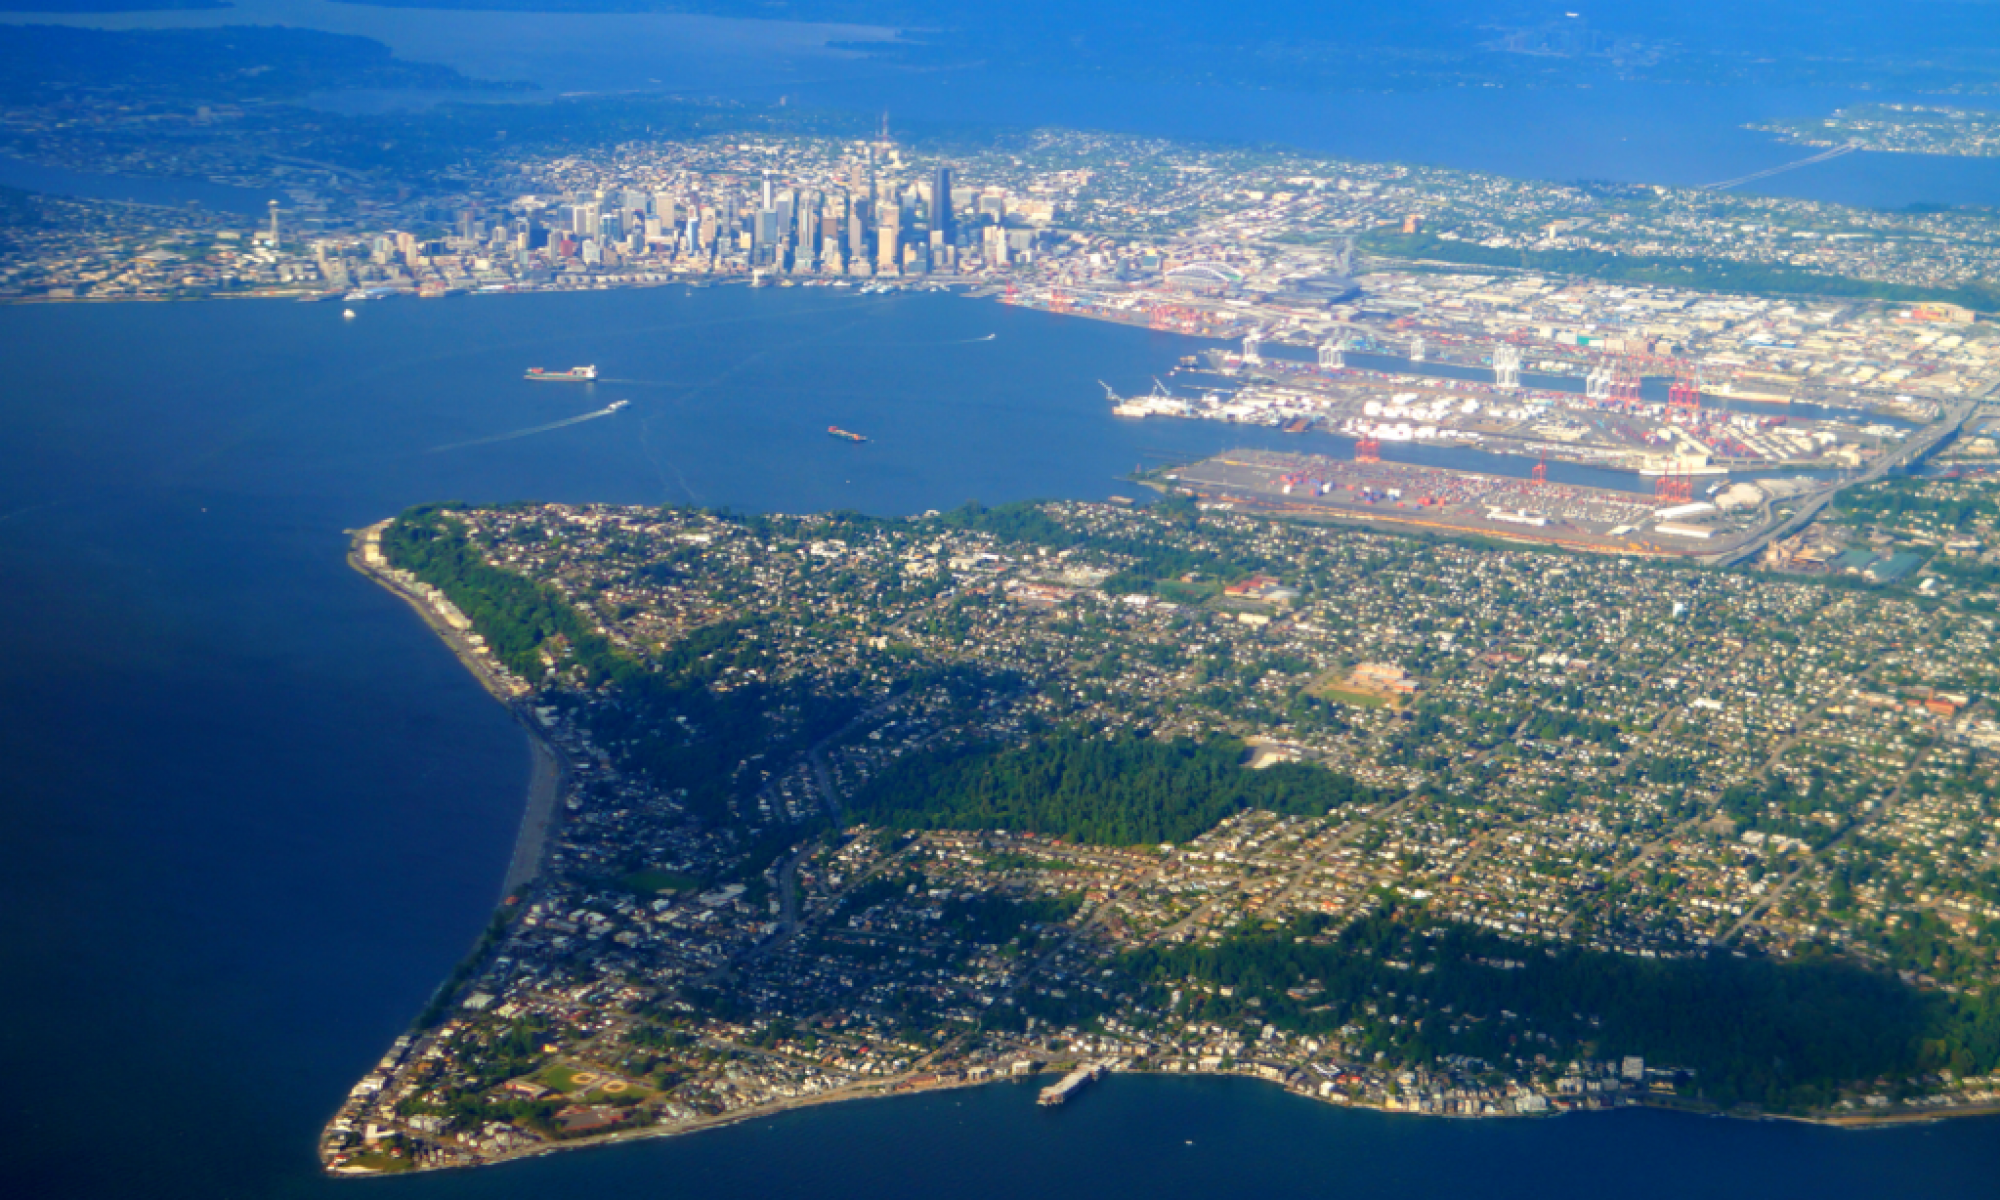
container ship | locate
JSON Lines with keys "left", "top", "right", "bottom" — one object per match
{"left": 525, "top": 366, "right": 598, "bottom": 383}
{"left": 828, "top": 426, "right": 868, "bottom": 443}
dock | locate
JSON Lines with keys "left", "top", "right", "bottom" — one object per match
{"left": 1038, "top": 1061, "right": 1109, "bottom": 1107}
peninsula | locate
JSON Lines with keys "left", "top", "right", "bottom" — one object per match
{"left": 327, "top": 474, "right": 2000, "bottom": 1175}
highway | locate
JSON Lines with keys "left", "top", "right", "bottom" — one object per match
{"left": 1703, "top": 393, "right": 1986, "bottom": 568}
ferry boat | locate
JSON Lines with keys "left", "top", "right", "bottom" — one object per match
{"left": 828, "top": 426, "right": 868, "bottom": 443}
{"left": 525, "top": 366, "right": 598, "bottom": 383}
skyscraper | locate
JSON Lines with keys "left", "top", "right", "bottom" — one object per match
{"left": 877, "top": 206, "right": 900, "bottom": 272}
{"left": 753, "top": 208, "right": 778, "bottom": 266}
{"left": 930, "top": 166, "right": 954, "bottom": 245}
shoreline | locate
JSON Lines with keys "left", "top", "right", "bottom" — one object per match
{"left": 356, "top": 1064, "right": 2000, "bottom": 1177}
{"left": 346, "top": 521, "right": 566, "bottom": 900}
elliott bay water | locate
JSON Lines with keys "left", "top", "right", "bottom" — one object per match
{"left": 0, "top": 286, "right": 1994, "bottom": 1199}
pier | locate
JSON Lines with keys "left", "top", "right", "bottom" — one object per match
{"left": 1038, "top": 1062, "right": 1109, "bottom": 1107}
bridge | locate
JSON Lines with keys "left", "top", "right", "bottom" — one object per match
{"left": 1702, "top": 141, "right": 1860, "bottom": 192}
{"left": 1702, "top": 392, "right": 1987, "bottom": 568}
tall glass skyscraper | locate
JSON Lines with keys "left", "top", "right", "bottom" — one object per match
{"left": 930, "top": 166, "right": 954, "bottom": 244}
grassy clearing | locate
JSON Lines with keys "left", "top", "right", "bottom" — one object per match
{"left": 618, "top": 868, "right": 701, "bottom": 894}
{"left": 1155, "top": 579, "right": 1220, "bottom": 604}
{"left": 1309, "top": 681, "right": 1392, "bottom": 709}
{"left": 540, "top": 1063, "right": 651, "bottom": 1103}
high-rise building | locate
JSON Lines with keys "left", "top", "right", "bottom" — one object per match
{"left": 876, "top": 208, "right": 900, "bottom": 271}
{"left": 752, "top": 208, "right": 778, "bottom": 266}
{"left": 930, "top": 166, "right": 954, "bottom": 244}
{"left": 848, "top": 206, "right": 869, "bottom": 264}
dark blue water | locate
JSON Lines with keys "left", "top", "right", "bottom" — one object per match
{"left": 0, "top": 152, "right": 277, "bottom": 214}
{"left": 0, "top": 288, "right": 1993, "bottom": 1199}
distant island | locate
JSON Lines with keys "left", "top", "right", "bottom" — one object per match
{"left": 327, "top": 476, "right": 2000, "bottom": 1174}
{"left": 1754, "top": 104, "right": 2000, "bottom": 160}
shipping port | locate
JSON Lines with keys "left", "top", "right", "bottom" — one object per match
{"left": 1102, "top": 347, "right": 1910, "bottom": 482}
{"left": 1157, "top": 448, "right": 1825, "bottom": 557}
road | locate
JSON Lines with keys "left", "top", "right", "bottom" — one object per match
{"left": 1704, "top": 395, "right": 1984, "bottom": 568}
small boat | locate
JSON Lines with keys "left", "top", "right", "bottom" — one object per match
{"left": 608, "top": 400, "right": 630, "bottom": 412}
{"left": 828, "top": 426, "right": 868, "bottom": 443}
{"left": 342, "top": 308, "right": 356, "bottom": 320}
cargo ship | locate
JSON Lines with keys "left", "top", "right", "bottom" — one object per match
{"left": 828, "top": 426, "right": 868, "bottom": 443}
{"left": 525, "top": 366, "right": 598, "bottom": 383}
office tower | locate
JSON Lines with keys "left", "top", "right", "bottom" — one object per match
{"left": 930, "top": 166, "right": 953, "bottom": 244}
{"left": 877, "top": 209, "right": 899, "bottom": 271}
{"left": 267, "top": 200, "right": 281, "bottom": 247}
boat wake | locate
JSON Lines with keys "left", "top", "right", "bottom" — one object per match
{"left": 428, "top": 404, "right": 626, "bottom": 453}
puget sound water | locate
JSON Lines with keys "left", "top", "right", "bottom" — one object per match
{"left": 0, "top": 286, "right": 1994, "bottom": 1199}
